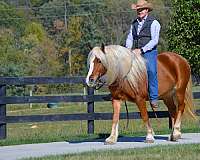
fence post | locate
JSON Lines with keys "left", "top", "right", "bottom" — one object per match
{"left": 87, "top": 87, "right": 94, "bottom": 134}
{"left": 0, "top": 85, "right": 6, "bottom": 139}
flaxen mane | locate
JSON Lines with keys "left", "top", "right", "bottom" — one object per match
{"left": 88, "top": 45, "right": 147, "bottom": 93}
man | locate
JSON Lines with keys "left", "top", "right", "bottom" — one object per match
{"left": 125, "top": 0, "right": 161, "bottom": 108}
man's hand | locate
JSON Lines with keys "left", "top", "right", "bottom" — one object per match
{"left": 133, "top": 49, "right": 141, "bottom": 56}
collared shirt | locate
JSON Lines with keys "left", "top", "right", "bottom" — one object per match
{"left": 125, "top": 15, "right": 161, "bottom": 53}
{"left": 137, "top": 15, "right": 147, "bottom": 35}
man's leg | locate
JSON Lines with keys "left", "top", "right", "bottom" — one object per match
{"left": 143, "top": 49, "right": 158, "bottom": 107}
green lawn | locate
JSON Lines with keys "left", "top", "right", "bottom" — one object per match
{"left": 23, "top": 143, "right": 200, "bottom": 160}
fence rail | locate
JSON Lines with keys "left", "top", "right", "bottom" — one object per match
{"left": 0, "top": 76, "right": 200, "bottom": 139}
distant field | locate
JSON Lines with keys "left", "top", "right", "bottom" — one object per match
{"left": 0, "top": 86, "right": 199, "bottom": 146}
{"left": 23, "top": 143, "right": 200, "bottom": 160}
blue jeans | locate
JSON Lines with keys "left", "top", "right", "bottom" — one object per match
{"left": 142, "top": 49, "right": 158, "bottom": 103}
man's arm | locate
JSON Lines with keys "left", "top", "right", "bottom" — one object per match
{"left": 125, "top": 25, "right": 133, "bottom": 49}
{"left": 141, "top": 20, "right": 161, "bottom": 53}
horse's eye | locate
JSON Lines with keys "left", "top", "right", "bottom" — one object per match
{"left": 97, "top": 59, "right": 101, "bottom": 63}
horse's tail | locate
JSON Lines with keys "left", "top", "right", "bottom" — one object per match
{"left": 184, "top": 76, "right": 197, "bottom": 120}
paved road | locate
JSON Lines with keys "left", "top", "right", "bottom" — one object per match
{"left": 0, "top": 133, "right": 200, "bottom": 160}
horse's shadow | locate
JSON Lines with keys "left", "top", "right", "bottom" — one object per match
{"left": 68, "top": 133, "right": 168, "bottom": 144}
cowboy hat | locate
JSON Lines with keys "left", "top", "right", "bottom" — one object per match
{"left": 131, "top": 0, "right": 153, "bottom": 11}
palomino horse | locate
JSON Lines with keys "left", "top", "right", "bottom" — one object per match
{"left": 86, "top": 44, "right": 195, "bottom": 144}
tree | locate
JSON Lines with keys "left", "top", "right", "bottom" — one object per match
{"left": 0, "top": 28, "right": 30, "bottom": 76}
{"left": 149, "top": 0, "right": 173, "bottom": 52}
{"left": 28, "top": 38, "right": 63, "bottom": 76}
{"left": 0, "top": 1, "right": 26, "bottom": 35}
{"left": 30, "top": 0, "right": 50, "bottom": 7}
{"left": 35, "top": 0, "right": 66, "bottom": 31}
{"left": 167, "top": 0, "right": 200, "bottom": 75}
{"left": 21, "top": 22, "right": 46, "bottom": 49}
{"left": 21, "top": 22, "right": 63, "bottom": 76}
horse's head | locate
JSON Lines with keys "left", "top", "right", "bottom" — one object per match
{"left": 86, "top": 44, "right": 107, "bottom": 88}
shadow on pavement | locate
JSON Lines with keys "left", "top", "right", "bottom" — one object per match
{"left": 68, "top": 134, "right": 168, "bottom": 144}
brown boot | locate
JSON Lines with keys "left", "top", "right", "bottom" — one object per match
{"left": 150, "top": 102, "right": 158, "bottom": 108}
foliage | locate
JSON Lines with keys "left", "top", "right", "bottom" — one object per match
{"left": 79, "top": 16, "right": 104, "bottom": 54}
{"left": 71, "top": 53, "right": 85, "bottom": 75}
{"left": 26, "top": 38, "right": 63, "bottom": 76}
{"left": 150, "top": 0, "right": 172, "bottom": 52}
{"left": 0, "top": 28, "right": 29, "bottom": 76}
{"left": 1, "top": 0, "right": 199, "bottom": 77}
{"left": 35, "top": 0, "right": 66, "bottom": 30}
{"left": 24, "top": 22, "right": 46, "bottom": 42}
{"left": 0, "top": 1, "right": 26, "bottom": 35}
{"left": 30, "top": 0, "right": 50, "bottom": 7}
{"left": 21, "top": 22, "right": 46, "bottom": 50}
{"left": 66, "top": 16, "right": 83, "bottom": 47}
{"left": 167, "top": 0, "right": 200, "bottom": 75}
{"left": 103, "top": 0, "right": 133, "bottom": 45}
{"left": 0, "top": 26, "right": 62, "bottom": 76}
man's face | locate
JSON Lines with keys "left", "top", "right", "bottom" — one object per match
{"left": 137, "top": 8, "right": 149, "bottom": 19}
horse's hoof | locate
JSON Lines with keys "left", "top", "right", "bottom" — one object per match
{"left": 145, "top": 139, "right": 154, "bottom": 143}
{"left": 176, "top": 134, "right": 181, "bottom": 139}
{"left": 169, "top": 134, "right": 181, "bottom": 141}
{"left": 104, "top": 141, "right": 116, "bottom": 145}
{"left": 145, "top": 134, "right": 155, "bottom": 143}
{"left": 169, "top": 136, "right": 177, "bottom": 142}
{"left": 104, "top": 136, "right": 117, "bottom": 145}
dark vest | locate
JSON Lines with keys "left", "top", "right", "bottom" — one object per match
{"left": 132, "top": 15, "right": 156, "bottom": 49}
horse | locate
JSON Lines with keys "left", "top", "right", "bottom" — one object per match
{"left": 86, "top": 44, "right": 196, "bottom": 144}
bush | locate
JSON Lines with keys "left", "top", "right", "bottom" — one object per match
{"left": 167, "top": 0, "right": 200, "bottom": 75}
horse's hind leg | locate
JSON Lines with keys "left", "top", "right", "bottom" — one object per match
{"left": 169, "top": 59, "right": 191, "bottom": 141}
{"left": 169, "top": 87, "right": 186, "bottom": 141}
{"left": 105, "top": 99, "right": 121, "bottom": 145}
{"left": 163, "top": 92, "right": 178, "bottom": 140}
{"left": 135, "top": 98, "right": 155, "bottom": 143}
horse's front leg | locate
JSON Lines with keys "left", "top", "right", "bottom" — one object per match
{"left": 105, "top": 99, "right": 121, "bottom": 145}
{"left": 135, "top": 98, "right": 155, "bottom": 143}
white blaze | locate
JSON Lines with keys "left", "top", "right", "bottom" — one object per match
{"left": 86, "top": 56, "right": 95, "bottom": 85}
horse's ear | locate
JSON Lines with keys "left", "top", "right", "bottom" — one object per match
{"left": 87, "top": 43, "right": 93, "bottom": 50}
{"left": 101, "top": 43, "right": 105, "bottom": 54}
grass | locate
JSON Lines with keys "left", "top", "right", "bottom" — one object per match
{"left": 22, "top": 143, "right": 200, "bottom": 160}
{"left": 1, "top": 118, "right": 198, "bottom": 146}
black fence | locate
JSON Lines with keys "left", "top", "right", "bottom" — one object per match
{"left": 0, "top": 77, "right": 200, "bottom": 139}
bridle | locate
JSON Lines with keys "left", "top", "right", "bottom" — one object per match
{"left": 92, "top": 73, "right": 107, "bottom": 90}
{"left": 94, "top": 78, "right": 106, "bottom": 90}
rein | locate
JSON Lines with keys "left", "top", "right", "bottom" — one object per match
{"left": 94, "top": 79, "right": 106, "bottom": 90}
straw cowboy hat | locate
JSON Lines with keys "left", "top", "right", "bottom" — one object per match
{"left": 131, "top": 0, "right": 153, "bottom": 11}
